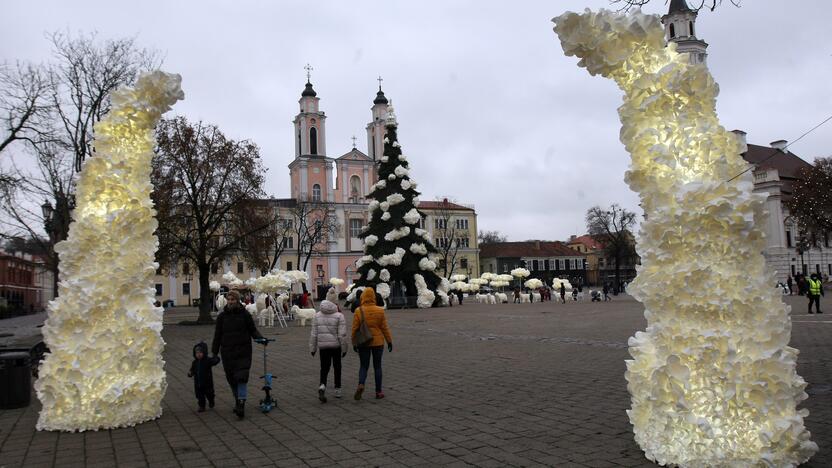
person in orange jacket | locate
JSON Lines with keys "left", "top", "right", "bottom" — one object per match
{"left": 351, "top": 287, "right": 393, "bottom": 400}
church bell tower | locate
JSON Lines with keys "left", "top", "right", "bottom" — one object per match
{"left": 662, "top": 0, "right": 708, "bottom": 65}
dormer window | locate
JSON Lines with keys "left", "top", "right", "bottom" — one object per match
{"left": 669, "top": 23, "right": 676, "bottom": 38}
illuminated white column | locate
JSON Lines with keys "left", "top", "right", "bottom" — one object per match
{"left": 553, "top": 10, "right": 816, "bottom": 466}
{"left": 35, "top": 71, "right": 183, "bottom": 431}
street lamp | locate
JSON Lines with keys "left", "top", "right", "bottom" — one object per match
{"left": 41, "top": 200, "right": 54, "bottom": 221}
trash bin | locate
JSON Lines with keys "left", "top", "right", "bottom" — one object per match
{"left": 0, "top": 351, "right": 32, "bottom": 409}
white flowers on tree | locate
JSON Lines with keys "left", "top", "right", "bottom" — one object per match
{"left": 524, "top": 278, "right": 543, "bottom": 289}
{"left": 403, "top": 208, "right": 421, "bottom": 225}
{"left": 209, "top": 281, "right": 221, "bottom": 292}
{"left": 352, "top": 105, "right": 444, "bottom": 307}
{"left": 384, "top": 226, "right": 411, "bottom": 241}
{"left": 35, "top": 71, "right": 183, "bottom": 432}
{"left": 553, "top": 9, "right": 816, "bottom": 466}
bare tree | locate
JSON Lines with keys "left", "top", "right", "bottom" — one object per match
{"left": 152, "top": 117, "right": 268, "bottom": 323}
{"left": 240, "top": 204, "right": 295, "bottom": 273}
{"left": 478, "top": 229, "right": 507, "bottom": 245}
{"left": 48, "top": 32, "right": 160, "bottom": 172}
{"left": 0, "top": 62, "right": 54, "bottom": 155}
{"left": 290, "top": 199, "right": 340, "bottom": 292}
{"left": 610, "top": 0, "right": 741, "bottom": 12}
{"left": 433, "top": 199, "right": 464, "bottom": 278}
{"left": 586, "top": 204, "right": 637, "bottom": 293}
{"left": 0, "top": 32, "right": 158, "bottom": 295}
{"left": 0, "top": 146, "right": 74, "bottom": 295}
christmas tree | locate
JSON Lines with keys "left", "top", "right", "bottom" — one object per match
{"left": 350, "top": 106, "right": 449, "bottom": 308}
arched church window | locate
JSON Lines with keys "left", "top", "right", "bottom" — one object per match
{"left": 689, "top": 21, "right": 694, "bottom": 36}
{"left": 669, "top": 23, "right": 675, "bottom": 38}
{"left": 312, "top": 184, "right": 321, "bottom": 201}
{"left": 310, "top": 127, "right": 318, "bottom": 155}
{"left": 350, "top": 175, "right": 361, "bottom": 202}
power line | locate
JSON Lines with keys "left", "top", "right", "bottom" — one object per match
{"left": 726, "top": 113, "right": 832, "bottom": 183}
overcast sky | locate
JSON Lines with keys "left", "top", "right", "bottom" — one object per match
{"left": 2, "top": 0, "right": 830, "bottom": 242}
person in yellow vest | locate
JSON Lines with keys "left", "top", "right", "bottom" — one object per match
{"left": 807, "top": 273, "right": 824, "bottom": 314}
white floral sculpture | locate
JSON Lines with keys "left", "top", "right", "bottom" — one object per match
{"left": 510, "top": 268, "right": 530, "bottom": 280}
{"left": 524, "top": 278, "right": 543, "bottom": 290}
{"left": 35, "top": 71, "right": 183, "bottom": 431}
{"left": 552, "top": 278, "right": 572, "bottom": 291}
{"left": 553, "top": 9, "right": 817, "bottom": 466}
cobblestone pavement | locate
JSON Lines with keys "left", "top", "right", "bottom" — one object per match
{"left": 1, "top": 294, "right": 830, "bottom": 467}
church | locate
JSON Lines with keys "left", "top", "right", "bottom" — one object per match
{"left": 153, "top": 76, "right": 480, "bottom": 305}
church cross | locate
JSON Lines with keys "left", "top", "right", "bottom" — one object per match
{"left": 377, "top": 75, "right": 383, "bottom": 89}
{"left": 351, "top": 135, "right": 357, "bottom": 148}
{"left": 304, "top": 64, "right": 313, "bottom": 82}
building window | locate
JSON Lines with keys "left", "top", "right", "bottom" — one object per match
{"left": 460, "top": 258, "right": 468, "bottom": 269}
{"left": 312, "top": 184, "right": 321, "bottom": 201}
{"left": 689, "top": 21, "right": 694, "bottom": 36}
{"left": 418, "top": 217, "right": 426, "bottom": 229}
{"left": 456, "top": 237, "right": 469, "bottom": 248}
{"left": 583, "top": 259, "right": 587, "bottom": 270}
{"left": 786, "top": 230, "right": 792, "bottom": 248}
{"left": 791, "top": 264, "right": 796, "bottom": 276}
{"left": 502, "top": 264, "right": 508, "bottom": 273}
{"left": 825, "top": 233, "right": 830, "bottom": 248}
{"left": 435, "top": 218, "right": 447, "bottom": 229}
{"left": 532, "top": 260, "right": 539, "bottom": 271}
{"left": 817, "top": 264, "right": 821, "bottom": 274}
{"left": 455, "top": 218, "right": 469, "bottom": 230}
{"left": 182, "top": 283, "right": 190, "bottom": 295}
{"left": 828, "top": 264, "right": 831, "bottom": 275}
{"left": 287, "top": 262, "right": 293, "bottom": 271}
{"left": 156, "top": 265, "right": 162, "bottom": 275}
{"left": 350, "top": 175, "right": 361, "bottom": 201}
{"left": 669, "top": 23, "right": 675, "bottom": 38}
{"left": 565, "top": 259, "right": 571, "bottom": 271}
{"left": 310, "top": 127, "right": 318, "bottom": 155}
{"left": 554, "top": 259, "right": 560, "bottom": 270}
{"left": 182, "top": 263, "right": 190, "bottom": 275}
{"left": 237, "top": 262, "right": 244, "bottom": 274}
{"left": 350, "top": 219, "right": 363, "bottom": 238}
{"left": 155, "top": 284, "right": 163, "bottom": 296}
{"left": 282, "top": 237, "right": 294, "bottom": 249}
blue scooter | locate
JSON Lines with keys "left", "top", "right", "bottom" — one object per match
{"left": 257, "top": 338, "right": 277, "bottom": 413}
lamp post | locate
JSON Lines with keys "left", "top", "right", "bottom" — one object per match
{"left": 41, "top": 200, "right": 58, "bottom": 299}
{"left": 184, "top": 273, "right": 193, "bottom": 307}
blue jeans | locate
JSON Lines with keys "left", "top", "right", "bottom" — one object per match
{"left": 358, "top": 346, "right": 384, "bottom": 393}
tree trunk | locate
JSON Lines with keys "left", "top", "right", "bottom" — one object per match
{"left": 197, "top": 263, "right": 213, "bottom": 324}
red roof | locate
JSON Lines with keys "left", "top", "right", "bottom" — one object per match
{"left": 417, "top": 201, "right": 474, "bottom": 211}
{"left": 479, "top": 241, "right": 581, "bottom": 259}
{"left": 568, "top": 235, "right": 604, "bottom": 250}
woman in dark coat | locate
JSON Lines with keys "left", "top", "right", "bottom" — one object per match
{"left": 212, "top": 290, "right": 265, "bottom": 419}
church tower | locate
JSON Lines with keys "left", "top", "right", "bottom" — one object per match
{"left": 662, "top": 0, "right": 708, "bottom": 65}
{"left": 365, "top": 77, "right": 390, "bottom": 161}
{"left": 289, "top": 65, "right": 334, "bottom": 201}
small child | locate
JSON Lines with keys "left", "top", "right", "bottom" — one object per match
{"left": 309, "top": 300, "right": 348, "bottom": 403}
{"left": 188, "top": 342, "right": 220, "bottom": 412}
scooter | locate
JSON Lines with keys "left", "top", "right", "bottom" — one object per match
{"left": 257, "top": 338, "right": 277, "bottom": 413}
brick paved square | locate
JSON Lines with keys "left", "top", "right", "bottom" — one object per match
{"left": 1, "top": 294, "right": 829, "bottom": 467}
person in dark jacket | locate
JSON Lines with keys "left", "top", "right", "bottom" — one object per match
{"left": 212, "top": 290, "right": 266, "bottom": 419}
{"left": 349, "top": 288, "right": 364, "bottom": 314}
{"left": 188, "top": 342, "right": 220, "bottom": 412}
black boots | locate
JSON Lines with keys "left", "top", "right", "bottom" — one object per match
{"left": 234, "top": 399, "right": 245, "bottom": 419}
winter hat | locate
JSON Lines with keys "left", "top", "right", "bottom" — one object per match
{"left": 320, "top": 300, "right": 338, "bottom": 314}
{"left": 193, "top": 342, "right": 208, "bottom": 358}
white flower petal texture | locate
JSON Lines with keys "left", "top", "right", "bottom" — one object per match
{"left": 35, "top": 71, "right": 184, "bottom": 432}
{"left": 553, "top": 9, "right": 816, "bottom": 467}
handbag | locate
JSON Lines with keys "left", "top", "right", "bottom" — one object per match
{"left": 353, "top": 307, "right": 374, "bottom": 347}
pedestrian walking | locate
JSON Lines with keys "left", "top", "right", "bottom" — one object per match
{"left": 787, "top": 275, "right": 794, "bottom": 296}
{"left": 559, "top": 283, "right": 566, "bottom": 304}
{"left": 351, "top": 287, "right": 393, "bottom": 400}
{"left": 188, "top": 342, "right": 220, "bottom": 412}
{"left": 513, "top": 287, "right": 521, "bottom": 304}
{"left": 211, "top": 290, "right": 266, "bottom": 419}
{"left": 807, "top": 273, "right": 824, "bottom": 314}
{"left": 456, "top": 289, "right": 464, "bottom": 305}
{"left": 603, "top": 283, "right": 611, "bottom": 302}
{"left": 310, "top": 300, "right": 348, "bottom": 402}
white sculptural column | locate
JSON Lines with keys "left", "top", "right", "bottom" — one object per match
{"left": 553, "top": 10, "right": 816, "bottom": 467}
{"left": 35, "top": 71, "right": 183, "bottom": 431}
